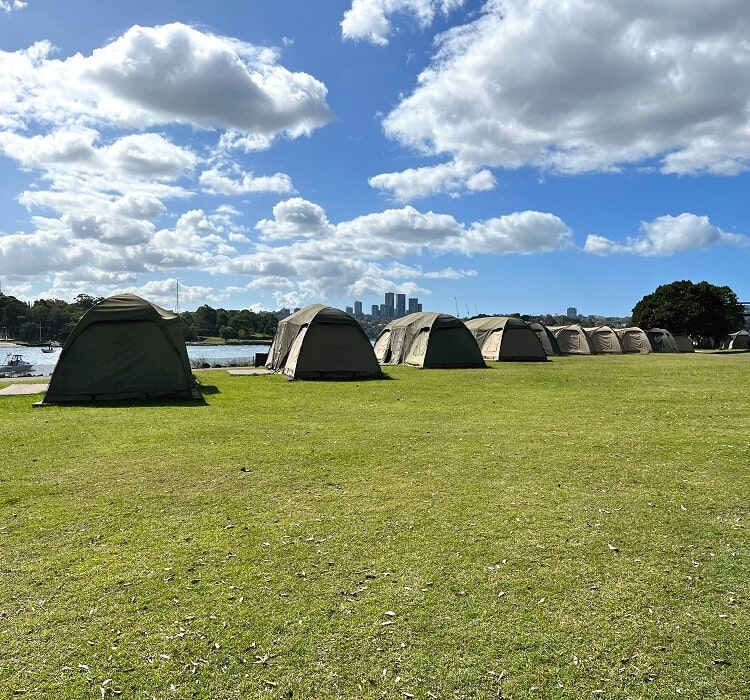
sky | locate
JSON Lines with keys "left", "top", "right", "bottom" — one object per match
{"left": 0, "top": 0, "right": 749, "bottom": 317}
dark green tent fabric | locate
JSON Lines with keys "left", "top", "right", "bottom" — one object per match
{"left": 265, "top": 304, "right": 381, "bottom": 380}
{"left": 672, "top": 334, "right": 695, "bottom": 352}
{"left": 465, "top": 316, "right": 547, "bottom": 361}
{"left": 646, "top": 328, "right": 679, "bottom": 352}
{"left": 722, "top": 330, "right": 750, "bottom": 349}
{"left": 529, "top": 322, "right": 562, "bottom": 356}
{"left": 42, "top": 294, "right": 198, "bottom": 403}
{"left": 374, "top": 312, "right": 485, "bottom": 368}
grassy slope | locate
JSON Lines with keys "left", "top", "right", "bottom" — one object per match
{"left": 1, "top": 354, "right": 748, "bottom": 699}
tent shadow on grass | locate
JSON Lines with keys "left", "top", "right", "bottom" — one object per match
{"left": 35, "top": 395, "right": 210, "bottom": 408}
{"left": 196, "top": 383, "right": 221, "bottom": 395}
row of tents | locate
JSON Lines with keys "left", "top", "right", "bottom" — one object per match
{"left": 33, "top": 295, "right": 747, "bottom": 403}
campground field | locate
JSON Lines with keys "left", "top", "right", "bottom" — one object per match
{"left": 1, "top": 354, "right": 748, "bottom": 699}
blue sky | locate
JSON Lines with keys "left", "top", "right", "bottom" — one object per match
{"left": 1, "top": 0, "right": 748, "bottom": 317}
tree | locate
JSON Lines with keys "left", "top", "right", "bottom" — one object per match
{"left": 632, "top": 280, "right": 743, "bottom": 347}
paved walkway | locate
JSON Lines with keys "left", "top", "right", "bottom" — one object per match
{"left": 0, "top": 383, "right": 49, "bottom": 395}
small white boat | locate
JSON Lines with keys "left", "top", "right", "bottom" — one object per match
{"left": 0, "top": 353, "right": 34, "bottom": 375}
{"left": 41, "top": 345, "right": 56, "bottom": 353}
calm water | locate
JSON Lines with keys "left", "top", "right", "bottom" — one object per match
{"left": 1, "top": 343, "right": 270, "bottom": 376}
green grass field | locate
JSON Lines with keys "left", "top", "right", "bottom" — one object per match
{"left": 1, "top": 354, "right": 748, "bottom": 699}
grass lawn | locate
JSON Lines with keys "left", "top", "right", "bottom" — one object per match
{"left": 1, "top": 354, "right": 748, "bottom": 699}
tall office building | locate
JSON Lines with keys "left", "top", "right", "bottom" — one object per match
{"left": 345, "top": 306, "right": 353, "bottom": 315}
{"left": 396, "top": 293, "right": 406, "bottom": 317}
{"left": 384, "top": 292, "right": 395, "bottom": 318}
{"left": 567, "top": 306, "right": 578, "bottom": 318}
{"left": 354, "top": 301, "right": 363, "bottom": 317}
{"left": 371, "top": 304, "right": 379, "bottom": 317}
{"left": 408, "top": 297, "right": 419, "bottom": 314}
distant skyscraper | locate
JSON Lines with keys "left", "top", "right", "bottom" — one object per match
{"left": 345, "top": 305, "right": 353, "bottom": 315}
{"left": 354, "top": 301, "right": 363, "bottom": 317}
{"left": 417, "top": 303, "right": 422, "bottom": 312}
{"left": 371, "top": 304, "right": 379, "bottom": 317}
{"left": 384, "top": 292, "right": 395, "bottom": 317}
{"left": 396, "top": 293, "right": 406, "bottom": 317}
{"left": 567, "top": 307, "right": 578, "bottom": 318}
{"left": 408, "top": 297, "right": 419, "bottom": 314}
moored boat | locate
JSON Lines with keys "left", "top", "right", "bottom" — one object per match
{"left": 0, "top": 353, "right": 34, "bottom": 375}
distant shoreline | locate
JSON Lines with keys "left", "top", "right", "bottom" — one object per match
{"left": 186, "top": 339, "right": 272, "bottom": 346}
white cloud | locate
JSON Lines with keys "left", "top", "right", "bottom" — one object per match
{"left": 215, "top": 200, "right": 572, "bottom": 305}
{"left": 369, "top": 161, "right": 495, "bottom": 200}
{"left": 444, "top": 211, "right": 574, "bottom": 255}
{"left": 584, "top": 213, "right": 749, "bottom": 256}
{"left": 375, "top": 0, "right": 750, "bottom": 197}
{"left": 200, "top": 167, "right": 294, "bottom": 196}
{"left": 0, "top": 23, "right": 333, "bottom": 138}
{"left": 342, "top": 0, "right": 466, "bottom": 45}
{"left": 0, "top": 0, "right": 26, "bottom": 12}
{"left": 255, "top": 198, "right": 334, "bottom": 240}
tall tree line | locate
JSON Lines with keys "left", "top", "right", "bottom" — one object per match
{"left": 0, "top": 294, "right": 277, "bottom": 343}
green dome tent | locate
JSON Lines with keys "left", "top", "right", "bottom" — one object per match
{"left": 529, "top": 322, "right": 562, "bottom": 356}
{"left": 265, "top": 304, "right": 381, "bottom": 380}
{"left": 646, "top": 328, "right": 679, "bottom": 353}
{"left": 465, "top": 316, "right": 547, "bottom": 361}
{"left": 374, "top": 312, "right": 485, "bottom": 368}
{"left": 42, "top": 294, "right": 198, "bottom": 403}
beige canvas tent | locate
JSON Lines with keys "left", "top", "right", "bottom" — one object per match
{"left": 265, "top": 304, "right": 381, "bottom": 380}
{"left": 548, "top": 325, "right": 595, "bottom": 355}
{"left": 42, "top": 294, "right": 198, "bottom": 403}
{"left": 465, "top": 316, "right": 547, "bottom": 361}
{"left": 374, "top": 312, "right": 485, "bottom": 368}
{"left": 584, "top": 326, "right": 624, "bottom": 354}
{"left": 529, "top": 322, "right": 562, "bottom": 356}
{"left": 646, "top": 328, "right": 679, "bottom": 353}
{"left": 615, "top": 327, "right": 651, "bottom": 354}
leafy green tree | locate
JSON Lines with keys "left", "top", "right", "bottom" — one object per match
{"left": 19, "top": 321, "right": 41, "bottom": 343}
{"left": 632, "top": 280, "right": 743, "bottom": 347}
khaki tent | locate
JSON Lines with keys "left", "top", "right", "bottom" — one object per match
{"left": 548, "top": 325, "right": 595, "bottom": 355}
{"left": 529, "top": 322, "right": 562, "bottom": 356}
{"left": 42, "top": 294, "right": 198, "bottom": 403}
{"left": 615, "top": 327, "right": 651, "bottom": 354}
{"left": 584, "top": 326, "right": 624, "bottom": 354}
{"left": 721, "top": 330, "right": 749, "bottom": 349}
{"left": 646, "top": 328, "right": 679, "bottom": 353}
{"left": 374, "top": 312, "right": 485, "bottom": 368}
{"left": 465, "top": 316, "right": 547, "bottom": 361}
{"left": 265, "top": 304, "right": 381, "bottom": 380}
{"left": 672, "top": 334, "right": 695, "bottom": 353}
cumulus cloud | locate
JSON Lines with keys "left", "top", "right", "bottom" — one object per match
{"left": 0, "top": 22, "right": 331, "bottom": 299}
{"left": 369, "top": 161, "right": 495, "bottom": 201}
{"left": 584, "top": 213, "right": 749, "bottom": 256}
{"left": 0, "top": 23, "right": 333, "bottom": 137}
{"left": 200, "top": 167, "right": 294, "bottom": 196}
{"left": 0, "top": 0, "right": 26, "bottom": 12}
{"left": 444, "top": 211, "right": 574, "bottom": 255}
{"left": 255, "top": 198, "right": 334, "bottom": 241}
{"left": 342, "top": 0, "right": 466, "bottom": 45}
{"left": 213, "top": 199, "right": 573, "bottom": 304}
{"left": 374, "top": 0, "right": 750, "bottom": 197}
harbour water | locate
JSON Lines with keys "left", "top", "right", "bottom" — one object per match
{"left": 1, "top": 343, "right": 270, "bottom": 377}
